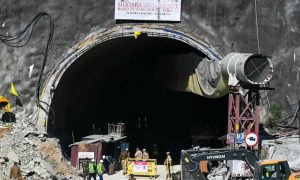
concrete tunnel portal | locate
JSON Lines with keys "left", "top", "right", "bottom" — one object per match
{"left": 43, "top": 26, "right": 229, "bottom": 163}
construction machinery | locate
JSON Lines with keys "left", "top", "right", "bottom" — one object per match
{"left": 181, "top": 148, "right": 300, "bottom": 180}
{"left": 0, "top": 96, "right": 16, "bottom": 123}
{"left": 0, "top": 96, "right": 11, "bottom": 112}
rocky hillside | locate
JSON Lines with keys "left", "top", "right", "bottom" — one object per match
{"left": 0, "top": 0, "right": 299, "bottom": 117}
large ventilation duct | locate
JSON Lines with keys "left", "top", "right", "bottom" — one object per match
{"left": 220, "top": 53, "right": 273, "bottom": 85}
{"left": 195, "top": 53, "right": 273, "bottom": 97}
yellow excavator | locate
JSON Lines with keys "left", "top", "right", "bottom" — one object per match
{"left": 181, "top": 149, "right": 300, "bottom": 180}
{"left": 0, "top": 96, "right": 11, "bottom": 112}
{"left": 0, "top": 96, "right": 16, "bottom": 123}
{"left": 255, "top": 160, "right": 300, "bottom": 180}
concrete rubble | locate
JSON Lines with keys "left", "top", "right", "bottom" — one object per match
{"left": 207, "top": 162, "right": 228, "bottom": 180}
{"left": 0, "top": 110, "right": 81, "bottom": 179}
{"left": 262, "top": 134, "right": 300, "bottom": 171}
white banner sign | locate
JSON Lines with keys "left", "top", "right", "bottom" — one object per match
{"left": 133, "top": 161, "right": 148, "bottom": 173}
{"left": 115, "top": 0, "right": 181, "bottom": 21}
{"left": 78, "top": 152, "right": 94, "bottom": 159}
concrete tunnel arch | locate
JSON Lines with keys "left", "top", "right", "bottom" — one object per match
{"left": 36, "top": 24, "right": 229, "bottom": 162}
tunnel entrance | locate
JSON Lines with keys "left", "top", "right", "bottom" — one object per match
{"left": 48, "top": 36, "right": 228, "bottom": 164}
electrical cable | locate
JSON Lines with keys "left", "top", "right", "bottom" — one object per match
{"left": 254, "top": 0, "right": 260, "bottom": 54}
{"left": 254, "top": 0, "right": 273, "bottom": 111}
{"left": 277, "top": 106, "right": 299, "bottom": 127}
{"left": 0, "top": 12, "right": 54, "bottom": 116}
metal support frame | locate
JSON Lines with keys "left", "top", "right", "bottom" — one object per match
{"left": 227, "top": 86, "right": 260, "bottom": 150}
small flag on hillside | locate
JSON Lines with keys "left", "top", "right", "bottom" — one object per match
{"left": 134, "top": 31, "right": 142, "bottom": 39}
{"left": 9, "top": 83, "right": 19, "bottom": 97}
{"left": 15, "top": 97, "right": 23, "bottom": 107}
{"left": 9, "top": 83, "right": 23, "bottom": 107}
{"left": 29, "top": 64, "right": 34, "bottom": 78}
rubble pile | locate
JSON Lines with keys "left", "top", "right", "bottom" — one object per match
{"left": 262, "top": 134, "right": 300, "bottom": 171}
{"left": 0, "top": 111, "right": 81, "bottom": 179}
{"left": 207, "top": 162, "right": 228, "bottom": 180}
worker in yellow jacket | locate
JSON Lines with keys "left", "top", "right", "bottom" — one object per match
{"left": 88, "top": 159, "right": 96, "bottom": 180}
{"left": 97, "top": 159, "right": 105, "bottom": 180}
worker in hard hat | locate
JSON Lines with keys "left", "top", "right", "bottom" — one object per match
{"left": 119, "top": 148, "right": 130, "bottom": 175}
{"left": 97, "top": 159, "right": 105, "bottom": 180}
{"left": 142, "top": 149, "right": 149, "bottom": 160}
{"left": 164, "top": 151, "right": 173, "bottom": 180}
{"left": 88, "top": 159, "right": 96, "bottom": 180}
{"left": 10, "top": 162, "right": 21, "bottom": 180}
{"left": 103, "top": 154, "right": 115, "bottom": 175}
{"left": 134, "top": 148, "right": 142, "bottom": 159}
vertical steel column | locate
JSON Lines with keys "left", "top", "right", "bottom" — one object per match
{"left": 227, "top": 86, "right": 260, "bottom": 150}
{"left": 227, "top": 92, "right": 233, "bottom": 145}
{"left": 235, "top": 92, "right": 240, "bottom": 134}
{"left": 254, "top": 91, "right": 260, "bottom": 150}
{"left": 234, "top": 91, "right": 240, "bottom": 149}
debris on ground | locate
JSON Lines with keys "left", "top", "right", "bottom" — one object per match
{"left": 262, "top": 134, "right": 300, "bottom": 171}
{"left": 207, "top": 162, "right": 228, "bottom": 180}
{"left": 0, "top": 111, "right": 81, "bottom": 179}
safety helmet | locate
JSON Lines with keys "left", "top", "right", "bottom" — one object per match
{"left": 91, "top": 159, "right": 95, "bottom": 162}
{"left": 100, "top": 159, "right": 104, "bottom": 163}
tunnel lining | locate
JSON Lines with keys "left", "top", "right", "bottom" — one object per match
{"left": 47, "top": 35, "right": 229, "bottom": 162}
{"left": 36, "top": 24, "right": 224, "bottom": 132}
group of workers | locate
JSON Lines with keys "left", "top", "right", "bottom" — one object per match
{"left": 82, "top": 145, "right": 173, "bottom": 180}
{"left": 82, "top": 157, "right": 106, "bottom": 180}
{"left": 133, "top": 147, "right": 149, "bottom": 159}
{"left": 118, "top": 147, "right": 150, "bottom": 175}
{"left": 119, "top": 147, "right": 173, "bottom": 179}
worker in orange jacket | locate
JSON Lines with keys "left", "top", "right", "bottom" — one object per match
{"left": 10, "top": 162, "right": 21, "bottom": 180}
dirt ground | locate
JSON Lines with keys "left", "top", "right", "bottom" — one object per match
{"left": 0, "top": 126, "right": 13, "bottom": 138}
{"left": 36, "top": 139, "right": 79, "bottom": 176}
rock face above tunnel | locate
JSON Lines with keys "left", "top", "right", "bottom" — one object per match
{"left": 0, "top": 0, "right": 299, "bottom": 118}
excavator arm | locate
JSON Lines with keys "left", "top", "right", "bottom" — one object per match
{"left": 181, "top": 149, "right": 258, "bottom": 180}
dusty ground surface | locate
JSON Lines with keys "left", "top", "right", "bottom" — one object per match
{"left": 0, "top": 111, "right": 81, "bottom": 179}
{"left": 0, "top": 126, "right": 13, "bottom": 138}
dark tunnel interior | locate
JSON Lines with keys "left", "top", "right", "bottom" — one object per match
{"left": 48, "top": 36, "right": 228, "bottom": 164}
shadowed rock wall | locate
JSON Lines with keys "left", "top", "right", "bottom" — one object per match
{"left": 0, "top": 0, "right": 299, "bottom": 117}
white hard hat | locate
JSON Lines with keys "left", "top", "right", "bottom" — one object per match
{"left": 100, "top": 159, "right": 104, "bottom": 163}
{"left": 125, "top": 148, "right": 128, "bottom": 150}
{"left": 91, "top": 159, "right": 95, "bottom": 162}
{"left": 102, "top": 155, "right": 106, "bottom": 159}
